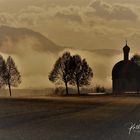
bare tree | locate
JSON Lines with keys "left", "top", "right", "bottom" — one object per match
{"left": 49, "top": 52, "right": 72, "bottom": 95}
{"left": 3, "top": 56, "right": 21, "bottom": 96}
{"left": 69, "top": 55, "right": 93, "bottom": 95}
{"left": 0, "top": 55, "right": 6, "bottom": 88}
{"left": 131, "top": 54, "right": 140, "bottom": 66}
{"left": 131, "top": 54, "right": 140, "bottom": 93}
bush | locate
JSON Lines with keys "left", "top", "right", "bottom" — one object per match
{"left": 95, "top": 85, "right": 106, "bottom": 93}
{"left": 54, "top": 87, "right": 65, "bottom": 95}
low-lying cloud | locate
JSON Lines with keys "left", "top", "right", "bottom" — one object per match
{"left": 0, "top": 26, "right": 123, "bottom": 88}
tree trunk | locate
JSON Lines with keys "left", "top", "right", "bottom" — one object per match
{"left": 65, "top": 82, "right": 69, "bottom": 95}
{"left": 8, "top": 83, "right": 12, "bottom": 97}
{"left": 77, "top": 82, "right": 80, "bottom": 95}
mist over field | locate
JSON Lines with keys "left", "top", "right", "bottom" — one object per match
{"left": 0, "top": 26, "right": 125, "bottom": 89}
{"left": 0, "top": 25, "right": 136, "bottom": 89}
{"left": 0, "top": 0, "right": 140, "bottom": 89}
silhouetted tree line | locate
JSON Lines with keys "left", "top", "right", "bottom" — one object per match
{"left": 0, "top": 55, "right": 21, "bottom": 96}
{"left": 49, "top": 52, "right": 93, "bottom": 95}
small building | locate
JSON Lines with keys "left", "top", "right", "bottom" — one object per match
{"left": 112, "top": 42, "right": 140, "bottom": 94}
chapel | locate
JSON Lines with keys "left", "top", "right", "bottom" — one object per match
{"left": 112, "top": 42, "right": 140, "bottom": 94}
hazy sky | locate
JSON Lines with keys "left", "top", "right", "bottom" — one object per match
{"left": 0, "top": 0, "right": 140, "bottom": 89}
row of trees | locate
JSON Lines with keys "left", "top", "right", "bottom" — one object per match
{"left": 1, "top": 52, "right": 137, "bottom": 97}
{"left": 49, "top": 52, "right": 93, "bottom": 95}
{"left": 0, "top": 55, "right": 21, "bottom": 96}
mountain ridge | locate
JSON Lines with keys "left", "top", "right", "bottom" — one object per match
{"left": 0, "top": 25, "right": 121, "bottom": 57}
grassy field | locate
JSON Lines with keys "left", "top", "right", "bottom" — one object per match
{"left": 0, "top": 95, "right": 140, "bottom": 140}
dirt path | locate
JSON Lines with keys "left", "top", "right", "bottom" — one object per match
{"left": 0, "top": 96, "right": 139, "bottom": 140}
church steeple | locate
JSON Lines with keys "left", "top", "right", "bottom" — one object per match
{"left": 123, "top": 40, "right": 130, "bottom": 61}
{"left": 126, "top": 40, "right": 128, "bottom": 46}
